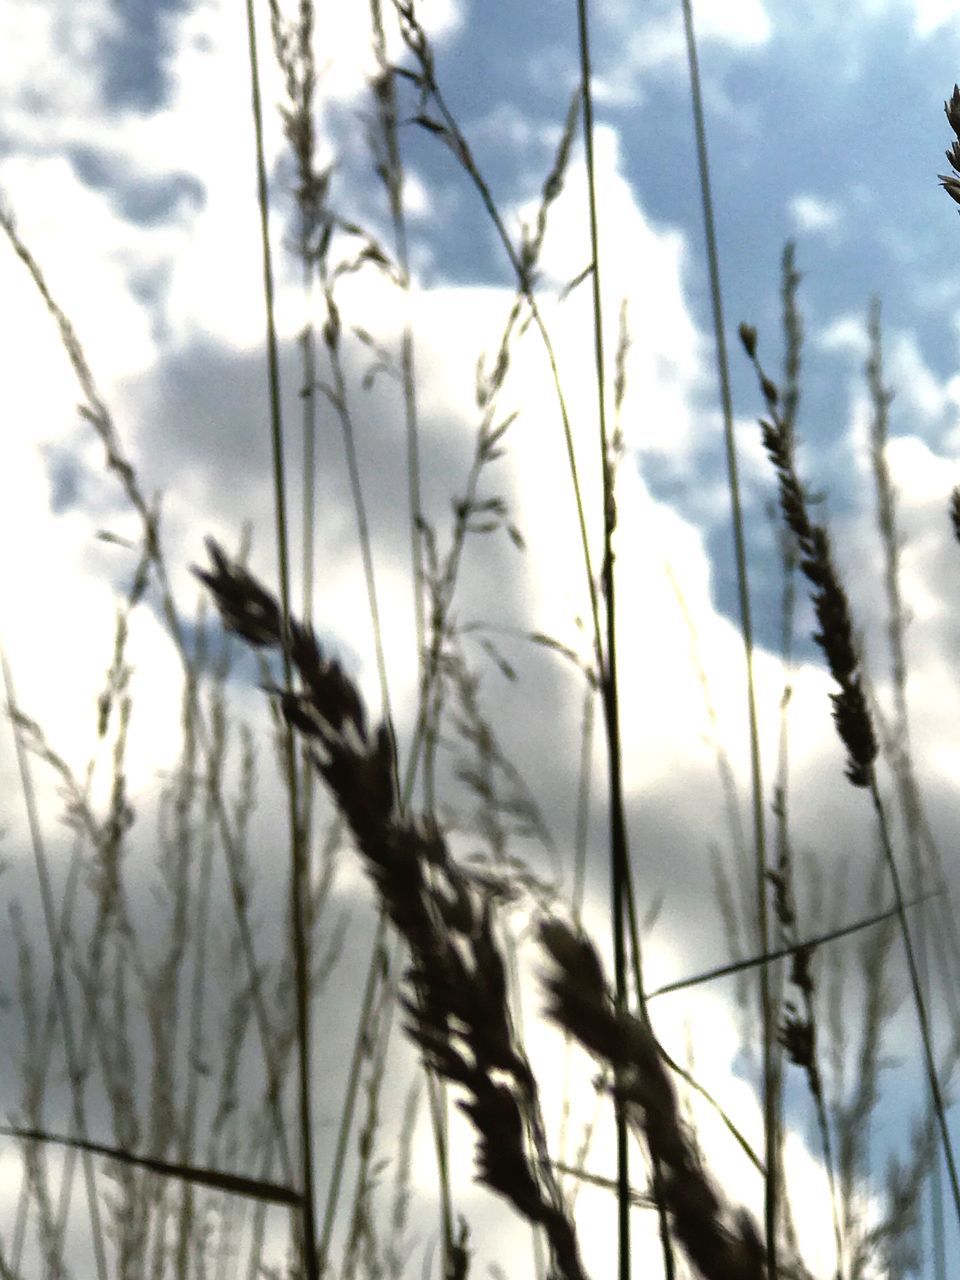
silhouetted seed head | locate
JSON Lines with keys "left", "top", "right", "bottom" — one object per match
{"left": 940, "top": 87, "right": 960, "bottom": 211}
{"left": 743, "top": 341, "right": 878, "bottom": 788}
{"left": 539, "top": 919, "right": 766, "bottom": 1280}
{"left": 946, "top": 84, "right": 960, "bottom": 139}
{"left": 950, "top": 486, "right": 960, "bottom": 545}
{"left": 195, "top": 539, "right": 588, "bottom": 1280}
{"left": 779, "top": 1005, "right": 815, "bottom": 1074}
{"left": 192, "top": 537, "right": 283, "bottom": 648}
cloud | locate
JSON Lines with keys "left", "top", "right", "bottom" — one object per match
{"left": 589, "top": 0, "right": 772, "bottom": 106}
{"left": 911, "top": 0, "right": 960, "bottom": 36}
{"left": 788, "top": 193, "right": 843, "bottom": 237}
{"left": 4, "top": 1, "right": 958, "bottom": 1275}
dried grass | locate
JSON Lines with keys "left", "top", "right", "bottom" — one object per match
{"left": 195, "top": 538, "right": 588, "bottom": 1280}
{"left": 6, "top": 10, "right": 960, "bottom": 1280}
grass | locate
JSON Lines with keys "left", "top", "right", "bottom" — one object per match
{"left": 2, "top": 4, "right": 960, "bottom": 1279}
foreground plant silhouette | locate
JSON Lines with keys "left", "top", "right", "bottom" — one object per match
{"left": 195, "top": 536, "right": 769, "bottom": 1280}
{"left": 8, "top": 9, "right": 960, "bottom": 1278}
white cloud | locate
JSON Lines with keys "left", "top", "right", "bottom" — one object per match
{"left": 889, "top": 329, "right": 960, "bottom": 422}
{"left": 816, "top": 311, "right": 868, "bottom": 356}
{"left": 3, "top": 3, "right": 958, "bottom": 1275}
{"left": 697, "top": 0, "right": 773, "bottom": 46}
{"left": 589, "top": 0, "right": 771, "bottom": 105}
{"left": 912, "top": 0, "right": 960, "bottom": 36}
{"left": 507, "top": 124, "right": 707, "bottom": 465}
{"left": 788, "top": 193, "right": 843, "bottom": 237}
{"left": 0, "top": 0, "right": 118, "bottom": 139}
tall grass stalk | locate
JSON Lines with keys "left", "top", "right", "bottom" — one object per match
{"left": 679, "top": 2, "right": 776, "bottom": 1272}
{"left": 0, "top": 204, "right": 299, "bottom": 1201}
{"left": 1, "top": 649, "right": 109, "bottom": 1280}
{"left": 739, "top": 323, "right": 960, "bottom": 1238}
{"left": 864, "top": 297, "right": 948, "bottom": 1280}
{"left": 10, "top": 11, "right": 960, "bottom": 1280}
{"left": 572, "top": 3, "right": 646, "bottom": 1278}
{"left": 242, "top": 2, "right": 317, "bottom": 1274}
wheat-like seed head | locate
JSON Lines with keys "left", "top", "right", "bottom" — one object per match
{"left": 737, "top": 328, "right": 878, "bottom": 789}
{"left": 195, "top": 538, "right": 589, "bottom": 1280}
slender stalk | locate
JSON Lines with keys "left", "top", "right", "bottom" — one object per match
{"left": 370, "top": 0, "right": 426, "bottom": 690}
{"left": 1, "top": 649, "right": 109, "bottom": 1280}
{"left": 680, "top": 1, "right": 775, "bottom": 1272}
{"left": 646, "top": 899, "right": 934, "bottom": 1000}
{"left": 743, "top": 325, "right": 960, "bottom": 1243}
{"left": 394, "top": 4, "right": 606, "bottom": 685}
{"left": 0, "top": 205, "right": 296, "bottom": 1187}
{"left": 572, "top": 5, "right": 635, "bottom": 1278}
{"left": 270, "top": 5, "right": 442, "bottom": 1264}
{"left": 575, "top": 15, "right": 679, "bottom": 1277}
{"left": 242, "top": 3, "right": 317, "bottom": 1276}
{"left": 316, "top": 917, "right": 389, "bottom": 1276}
{"left": 869, "top": 787, "right": 960, "bottom": 1221}
{"left": 318, "top": 290, "right": 398, "bottom": 761}
{"left": 865, "top": 297, "right": 947, "bottom": 1280}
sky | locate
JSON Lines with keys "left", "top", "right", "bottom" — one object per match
{"left": 4, "top": 0, "right": 960, "bottom": 1277}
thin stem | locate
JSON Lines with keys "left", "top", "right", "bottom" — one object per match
{"left": 394, "top": 6, "right": 607, "bottom": 688}
{"left": 866, "top": 297, "right": 948, "bottom": 1280}
{"left": 869, "top": 783, "right": 960, "bottom": 1224}
{"left": 371, "top": 0, "right": 426, "bottom": 691}
{"left": 572, "top": 4, "right": 638, "bottom": 1278}
{"left": 0, "top": 206, "right": 296, "bottom": 1187}
{"left": 1, "top": 650, "right": 109, "bottom": 1280}
{"left": 242, "top": 2, "right": 317, "bottom": 1276}
{"left": 680, "top": 1, "right": 774, "bottom": 1272}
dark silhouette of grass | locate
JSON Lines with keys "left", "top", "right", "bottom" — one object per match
{"left": 4, "top": 10, "right": 960, "bottom": 1280}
